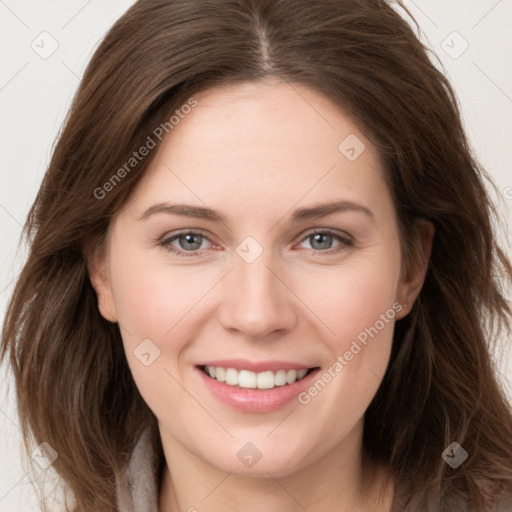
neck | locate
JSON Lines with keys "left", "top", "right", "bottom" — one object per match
{"left": 157, "top": 420, "right": 394, "bottom": 512}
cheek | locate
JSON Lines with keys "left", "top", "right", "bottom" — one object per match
{"left": 106, "top": 243, "right": 225, "bottom": 399}
{"left": 106, "top": 247, "right": 203, "bottom": 415}
{"left": 292, "top": 245, "right": 401, "bottom": 416}
{"left": 294, "top": 250, "right": 401, "bottom": 421}
{"left": 301, "top": 251, "right": 401, "bottom": 350}
{"left": 108, "top": 243, "right": 208, "bottom": 341}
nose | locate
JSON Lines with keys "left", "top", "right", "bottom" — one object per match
{"left": 217, "top": 247, "right": 297, "bottom": 341}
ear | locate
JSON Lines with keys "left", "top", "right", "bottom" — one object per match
{"left": 395, "top": 219, "right": 435, "bottom": 319}
{"left": 84, "top": 238, "right": 118, "bottom": 323}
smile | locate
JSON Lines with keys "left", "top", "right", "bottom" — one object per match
{"left": 200, "top": 365, "right": 315, "bottom": 389}
{"left": 196, "top": 361, "right": 321, "bottom": 412}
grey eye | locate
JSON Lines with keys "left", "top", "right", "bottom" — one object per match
{"left": 176, "top": 233, "right": 204, "bottom": 251}
{"left": 308, "top": 233, "right": 335, "bottom": 251}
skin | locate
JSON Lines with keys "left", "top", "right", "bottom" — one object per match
{"left": 88, "top": 79, "right": 434, "bottom": 512}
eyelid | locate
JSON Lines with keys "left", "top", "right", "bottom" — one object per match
{"left": 297, "top": 227, "right": 353, "bottom": 244}
{"left": 157, "top": 228, "right": 212, "bottom": 243}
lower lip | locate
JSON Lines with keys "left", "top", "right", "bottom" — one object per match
{"left": 196, "top": 367, "right": 320, "bottom": 413}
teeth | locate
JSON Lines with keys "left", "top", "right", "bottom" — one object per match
{"left": 274, "top": 369, "right": 287, "bottom": 386}
{"left": 257, "top": 371, "right": 274, "bottom": 389}
{"left": 239, "top": 370, "right": 257, "bottom": 388}
{"left": 286, "top": 369, "right": 297, "bottom": 384}
{"left": 225, "top": 368, "right": 238, "bottom": 386}
{"left": 215, "top": 367, "right": 226, "bottom": 382}
{"left": 203, "top": 366, "right": 311, "bottom": 389}
{"left": 297, "top": 369, "right": 308, "bottom": 379}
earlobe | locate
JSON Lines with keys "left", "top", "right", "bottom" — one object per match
{"left": 84, "top": 240, "right": 118, "bottom": 323}
{"left": 396, "top": 219, "right": 435, "bottom": 318}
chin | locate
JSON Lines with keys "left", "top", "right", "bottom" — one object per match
{"left": 190, "top": 431, "right": 317, "bottom": 478}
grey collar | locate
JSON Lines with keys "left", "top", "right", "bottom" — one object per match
{"left": 115, "top": 428, "right": 160, "bottom": 512}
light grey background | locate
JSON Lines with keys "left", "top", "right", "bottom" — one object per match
{"left": 1, "top": 1, "right": 511, "bottom": 510}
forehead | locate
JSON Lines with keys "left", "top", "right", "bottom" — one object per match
{"left": 122, "top": 80, "right": 391, "bottom": 224}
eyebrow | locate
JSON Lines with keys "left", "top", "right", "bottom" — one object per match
{"left": 137, "top": 199, "right": 374, "bottom": 223}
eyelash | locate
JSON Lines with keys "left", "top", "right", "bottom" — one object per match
{"left": 157, "top": 229, "right": 354, "bottom": 258}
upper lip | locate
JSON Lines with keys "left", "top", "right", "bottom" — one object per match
{"left": 196, "top": 359, "right": 317, "bottom": 372}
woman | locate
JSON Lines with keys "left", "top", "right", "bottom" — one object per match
{"left": 2, "top": 0, "right": 512, "bottom": 511}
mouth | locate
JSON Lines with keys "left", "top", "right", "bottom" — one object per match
{"left": 195, "top": 362, "right": 321, "bottom": 412}
{"left": 198, "top": 365, "right": 318, "bottom": 390}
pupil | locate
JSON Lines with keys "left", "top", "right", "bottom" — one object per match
{"left": 181, "top": 234, "right": 201, "bottom": 250}
{"left": 312, "top": 233, "right": 332, "bottom": 250}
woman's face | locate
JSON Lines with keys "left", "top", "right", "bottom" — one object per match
{"left": 90, "top": 79, "right": 428, "bottom": 477}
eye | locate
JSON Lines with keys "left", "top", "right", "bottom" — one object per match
{"left": 158, "top": 228, "right": 354, "bottom": 258}
{"left": 158, "top": 230, "right": 214, "bottom": 257}
{"left": 297, "top": 230, "right": 353, "bottom": 255}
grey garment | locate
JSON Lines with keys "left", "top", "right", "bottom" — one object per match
{"left": 115, "top": 428, "right": 160, "bottom": 512}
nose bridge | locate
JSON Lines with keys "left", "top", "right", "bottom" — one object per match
{"left": 218, "top": 240, "right": 295, "bottom": 338}
{"left": 237, "top": 249, "right": 278, "bottom": 298}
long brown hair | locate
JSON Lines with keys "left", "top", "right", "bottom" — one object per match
{"left": 2, "top": 0, "right": 512, "bottom": 510}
